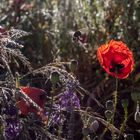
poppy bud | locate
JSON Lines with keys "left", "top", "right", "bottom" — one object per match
{"left": 105, "top": 110, "right": 113, "bottom": 120}
{"left": 89, "top": 120, "right": 99, "bottom": 133}
{"left": 70, "top": 60, "right": 78, "bottom": 72}
{"left": 131, "top": 92, "right": 140, "bottom": 102}
{"left": 50, "top": 71, "right": 60, "bottom": 85}
{"left": 124, "top": 134, "right": 134, "bottom": 140}
{"left": 121, "top": 99, "right": 129, "bottom": 108}
{"left": 106, "top": 100, "right": 114, "bottom": 111}
{"left": 134, "top": 111, "right": 140, "bottom": 123}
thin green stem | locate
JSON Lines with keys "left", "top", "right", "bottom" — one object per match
{"left": 119, "top": 105, "right": 128, "bottom": 136}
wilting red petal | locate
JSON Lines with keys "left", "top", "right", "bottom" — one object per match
{"left": 0, "top": 26, "right": 7, "bottom": 37}
{"left": 16, "top": 87, "right": 46, "bottom": 115}
{"left": 97, "top": 40, "right": 134, "bottom": 79}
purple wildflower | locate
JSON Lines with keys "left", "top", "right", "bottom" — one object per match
{"left": 57, "top": 79, "right": 80, "bottom": 111}
{"left": 45, "top": 104, "right": 65, "bottom": 126}
{"left": 4, "top": 118, "right": 22, "bottom": 140}
{"left": 3, "top": 104, "right": 17, "bottom": 116}
{"left": 45, "top": 80, "right": 80, "bottom": 126}
{"left": 59, "top": 90, "right": 80, "bottom": 111}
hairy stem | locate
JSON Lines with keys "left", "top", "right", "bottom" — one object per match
{"left": 119, "top": 104, "right": 128, "bottom": 136}
{"left": 112, "top": 77, "right": 118, "bottom": 140}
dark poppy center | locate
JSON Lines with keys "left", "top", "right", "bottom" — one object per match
{"left": 109, "top": 63, "right": 124, "bottom": 73}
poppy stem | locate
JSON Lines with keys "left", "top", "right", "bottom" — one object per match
{"left": 114, "top": 77, "right": 118, "bottom": 113}
{"left": 112, "top": 76, "right": 118, "bottom": 140}
{"left": 119, "top": 102, "right": 128, "bottom": 136}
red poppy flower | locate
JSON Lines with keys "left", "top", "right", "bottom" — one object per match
{"left": 16, "top": 87, "right": 46, "bottom": 115}
{"left": 97, "top": 40, "right": 134, "bottom": 79}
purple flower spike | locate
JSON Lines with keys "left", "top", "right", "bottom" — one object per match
{"left": 4, "top": 118, "right": 22, "bottom": 140}
{"left": 59, "top": 90, "right": 80, "bottom": 111}
{"left": 3, "top": 104, "right": 17, "bottom": 116}
{"left": 45, "top": 104, "right": 65, "bottom": 125}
